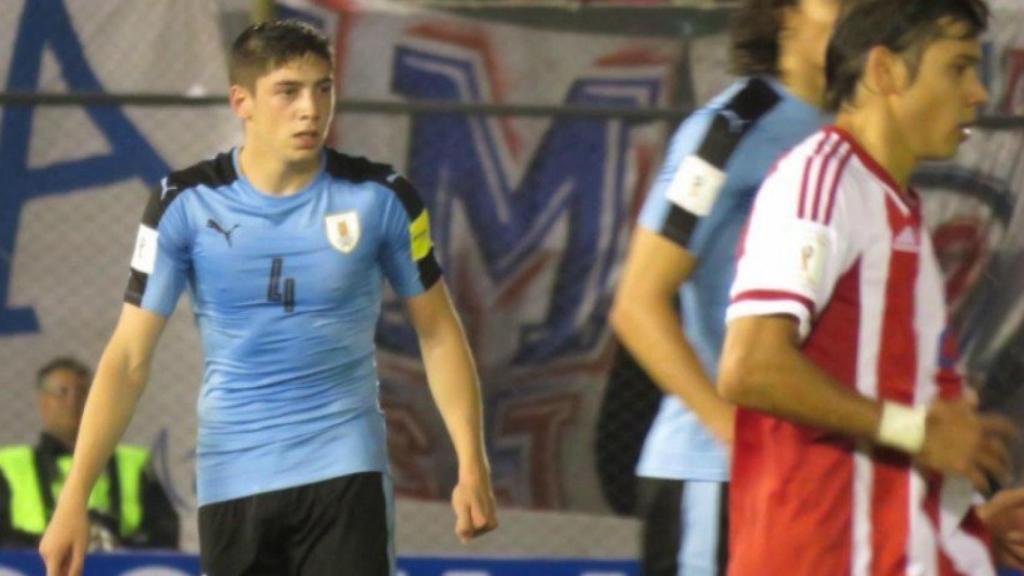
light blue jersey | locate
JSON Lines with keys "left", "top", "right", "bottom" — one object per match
{"left": 635, "top": 77, "right": 824, "bottom": 482}
{"left": 125, "top": 148, "right": 440, "bottom": 505}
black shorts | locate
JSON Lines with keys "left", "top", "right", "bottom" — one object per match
{"left": 198, "top": 472, "right": 393, "bottom": 576}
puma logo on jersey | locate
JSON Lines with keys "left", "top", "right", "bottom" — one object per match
{"left": 159, "top": 177, "right": 177, "bottom": 201}
{"left": 720, "top": 109, "right": 750, "bottom": 133}
{"left": 207, "top": 219, "right": 239, "bottom": 247}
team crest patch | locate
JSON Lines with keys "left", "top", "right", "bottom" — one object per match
{"left": 325, "top": 212, "right": 361, "bottom": 253}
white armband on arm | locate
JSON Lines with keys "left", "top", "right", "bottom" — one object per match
{"left": 876, "top": 401, "right": 927, "bottom": 454}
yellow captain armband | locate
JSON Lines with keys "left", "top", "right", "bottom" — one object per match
{"left": 409, "top": 210, "right": 433, "bottom": 262}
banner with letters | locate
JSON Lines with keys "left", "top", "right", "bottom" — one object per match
{"left": 2, "top": 0, "right": 1024, "bottom": 555}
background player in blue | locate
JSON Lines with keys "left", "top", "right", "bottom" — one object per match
{"left": 39, "top": 20, "right": 497, "bottom": 576}
{"left": 609, "top": 1, "right": 839, "bottom": 574}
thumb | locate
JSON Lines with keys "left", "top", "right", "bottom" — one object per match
{"left": 996, "top": 487, "right": 1024, "bottom": 508}
{"left": 452, "top": 493, "right": 473, "bottom": 543}
{"left": 470, "top": 497, "right": 489, "bottom": 529}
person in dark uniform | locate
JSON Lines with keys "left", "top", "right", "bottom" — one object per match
{"left": 0, "top": 357, "right": 178, "bottom": 550}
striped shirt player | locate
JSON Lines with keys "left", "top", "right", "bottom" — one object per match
{"left": 634, "top": 76, "right": 823, "bottom": 575}
{"left": 126, "top": 147, "right": 441, "bottom": 572}
{"left": 726, "top": 126, "right": 994, "bottom": 575}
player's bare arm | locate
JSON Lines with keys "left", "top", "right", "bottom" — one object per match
{"left": 611, "top": 228, "right": 735, "bottom": 444}
{"left": 39, "top": 304, "right": 167, "bottom": 576}
{"left": 405, "top": 281, "right": 498, "bottom": 543}
{"left": 719, "top": 314, "right": 1015, "bottom": 491}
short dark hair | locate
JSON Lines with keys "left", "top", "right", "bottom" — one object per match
{"left": 229, "top": 20, "right": 333, "bottom": 89}
{"left": 37, "top": 357, "right": 91, "bottom": 389}
{"left": 730, "top": 0, "right": 800, "bottom": 76}
{"left": 824, "top": 0, "right": 989, "bottom": 111}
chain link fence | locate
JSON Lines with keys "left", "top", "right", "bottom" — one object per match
{"left": 3, "top": 0, "right": 1024, "bottom": 560}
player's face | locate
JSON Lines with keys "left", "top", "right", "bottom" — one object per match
{"left": 893, "top": 24, "right": 988, "bottom": 160}
{"left": 248, "top": 54, "right": 335, "bottom": 164}
{"left": 37, "top": 369, "right": 89, "bottom": 443}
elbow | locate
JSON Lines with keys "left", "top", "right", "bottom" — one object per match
{"left": 717, "top": 348, "right": 761, "bottom": 408}
{"left": 609, "top": 293, "right": 641, "bottom": 344}
{"left": 609, "top": 297, "right": 628, "bottom": 338}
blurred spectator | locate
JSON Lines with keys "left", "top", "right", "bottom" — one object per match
{"left": 0, "top": 357, "right": 178, "bottom": 549}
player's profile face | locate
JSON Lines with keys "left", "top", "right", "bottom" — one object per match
{"left": 247, "top": 53, "right": 335, "bottom": 164}
{"left": 894, "top": 22, "right": 988, "bottom": 161}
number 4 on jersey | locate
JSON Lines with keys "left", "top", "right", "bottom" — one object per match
{"left": 267, "top": 257, "right": 295, "bottom": 313}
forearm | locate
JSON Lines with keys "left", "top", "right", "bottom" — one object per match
{"left": 62, "top": 346, "right": 149, "bottom": 504}
{"left": 611, "top": 297, "right": 732, "bottom": 431}
{"left": 420, "top": 319, "right": 488, "bottom": 478}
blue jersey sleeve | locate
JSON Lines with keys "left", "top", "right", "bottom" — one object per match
{"left": 378, "top": 175, "right": 442, "bottom": 298}
{"left": 638, "top": 110, "right": 718, "bottom": 244}
{"left": 124, "top": 181, "right": 191, "bottom": 316}
{"left": 639, "top": 78, "right": 783, "bottom": 252}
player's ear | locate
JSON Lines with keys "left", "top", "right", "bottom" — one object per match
{"left": 863, "top": 45, "right": 910, "bottom": 97}
{"left": 229, "top": 84, "right": 254, "bottom": 121}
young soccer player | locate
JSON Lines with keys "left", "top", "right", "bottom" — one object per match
{"left": 610, "top": 1, "right": 840, "bottom": 573}
{"left": 39, "top": 20, "right": 497, "bottom": 576}
{"left": 720, "top": 1, "right": 1024, "bottom": 573}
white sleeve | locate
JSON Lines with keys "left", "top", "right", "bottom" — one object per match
{"left": 726, "top": 154, "right": 859, "bottom": 341}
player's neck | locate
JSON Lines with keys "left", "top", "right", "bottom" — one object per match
{"left": 834, "top": 108, "right": 917, "bottom": 193}
{"left": 779, "top": 53, "right": 825, "bottom": 109}
{"left": 238, "top": 143, "right": 321, "bottom": 197}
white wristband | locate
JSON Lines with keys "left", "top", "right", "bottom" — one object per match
{"left": 877, "top": 402, "right": 927, "bottom": 454}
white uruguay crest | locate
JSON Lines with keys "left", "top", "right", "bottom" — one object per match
{"left": 325, "top": 212, "right": 361, "bottom": 253}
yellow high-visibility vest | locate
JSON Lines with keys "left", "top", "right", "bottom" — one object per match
{"left": 0, "top": 444, "right": 149, "bottom": 537}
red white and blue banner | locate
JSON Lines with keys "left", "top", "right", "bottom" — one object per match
{"left": 1, "top": 0, "right": 1024, "bottom": 556}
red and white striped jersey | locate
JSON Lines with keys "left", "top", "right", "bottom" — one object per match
{"left": 725, "top": 126, "right": 994, "bottom": 576}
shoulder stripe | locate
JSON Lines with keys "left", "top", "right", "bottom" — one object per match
{"left": 823, "top": 149, "right": 855, "bottom": 225}
{"left": 696, "top": 77, "right": 783, "bottom": 170}
{"left": 142, "top": 152, "right": 236, "bottom": 229}
{"left": 166, "top": 151, "right": 237, "bottom": 191}
{"left": 657, "top": 78, "right": 781, "bottom": 249}
{"left": 810, "top": 139, "right": 847, "bottom": 222}
{"left": 323, "top": 148, "right": 442, "bottom": 290}
{"left": 324, "top": 148, "right": 389, "bottom": 180}
{"left": 798, "top": 133, "right": 832, "bottom": 219}
{"left": 798, "top": 133, "right": 837, "bottom": 220}
{"left": 323, "top": 149, "right": 428, "bottom": 223}
{"left": 127, "top": 152, "right": 235, "bottom": 308}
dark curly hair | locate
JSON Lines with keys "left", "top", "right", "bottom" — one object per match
{"left": 729, "top": 0, "right": 802, "bottom": 77}
{"left": 824, "top": 0, "right": 989, "bottom": 111}
{"left": 229, "top": 20, "right": 333, "bottom": 89}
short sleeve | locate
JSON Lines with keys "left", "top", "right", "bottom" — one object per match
{"left": 378, "top": 174, "right": 442, "bottom": 298}
{"left": 639, "top": 78, "right": 783, "bottom": 251}
{"left": 124, "top": 180, "right": 191, "bottom": 316}
{"left": 638, "top": 110, "right": 721, "bottom": 244}
{"left": 726, "top": 145, "right": 859, "bottom": 340}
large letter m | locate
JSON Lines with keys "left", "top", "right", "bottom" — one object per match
{"left": 381, "top": 28, "right": 671, "bottom": 365}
